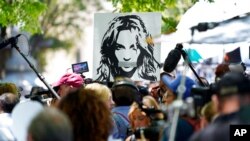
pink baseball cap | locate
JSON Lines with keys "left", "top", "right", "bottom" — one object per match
{"left": 52, "top": 73, "right": 84, "bottom": 88}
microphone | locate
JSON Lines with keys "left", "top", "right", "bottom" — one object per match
{"left": 163, "top": 43, "right": 183, "bottom": 73}
{"left": 0, "top": 34, "right": 21, "bottom": 50}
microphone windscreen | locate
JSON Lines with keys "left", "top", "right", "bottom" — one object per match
{"left": 163, "top": 48, "right": 182, "bottom": 73}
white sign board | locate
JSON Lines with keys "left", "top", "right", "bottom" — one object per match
{"left": 93, "top": 12, "right": 161, "bottom": 82}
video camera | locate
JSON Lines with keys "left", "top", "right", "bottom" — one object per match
{"left": 191, "top": 83, "right": 217, "bottom": 116}
{"left": 132, "top": 102, "right": 166, "bottom": 140}
{"left": 25, "top": 86, "right": 54, "bottom": 105}
{"left": 134, "top": 125, "right": 164, "bottom": 141}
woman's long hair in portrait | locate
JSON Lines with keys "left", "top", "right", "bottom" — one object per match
{"left": 96, "top": 15, "right": 160, "bottom": 82}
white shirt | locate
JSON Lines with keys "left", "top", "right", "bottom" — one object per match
{"left": 0, "top": 113, "right": 13, "bottom": 129}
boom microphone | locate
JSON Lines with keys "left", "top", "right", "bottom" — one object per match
{"left": 163, "top": 43, "right": 183, "bottom": 73}
{"left": 0, "top": 34, "right": 21, "bottom": 50}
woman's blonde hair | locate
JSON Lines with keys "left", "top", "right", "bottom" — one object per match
{"left": 85, "top": 83, "right": 111, "bottom": 102}
{"left": 128, "top": 95, "right": 161, "bottom": 131}
{"left": 201, "top": 101, "right": 216, "bottom": 123}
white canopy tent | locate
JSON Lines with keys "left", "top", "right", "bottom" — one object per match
{"left": 160, "top": 0, "right": 250, "bottom": 63}
{"left": 177, "top": 0, "right": 250, "bottom": 30}
{"left": 159, "top": 0, "right": 250, "bottom": 82}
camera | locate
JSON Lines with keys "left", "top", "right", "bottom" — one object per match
{"left": 132, "top": 102, "right": 165, "bottom": 141}
{"left": 25, "top": 86, "right": 53, "bottom": 105}
{"left": 191, "top": 83, "right": 217, "bottom": 116}
{"left": 72, "top": 61, "right": 89, "bottom": 74}
{"left": 134, "top": 125, "right": 163, "bottom": 141}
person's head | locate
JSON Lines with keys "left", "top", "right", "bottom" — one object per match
{"left": 128, "top": 95, "right": 162, "bottom": 132}
{"left": 212, "top": 72, "right": 249, "bottom": 115}
{"left": 200, "top": 101, "right": 216, "bottom": 129}
{"left": 85, "top": 83, "right": 114, "bottom": 109}
{"left": 96, "top": 15, "right": 160, "bottom": 81}
{"left": 0, "top": 83, "right": 19, "bottom": 96}
{"left": 162, "top": 75, "right": 196, "bottom": 105}
{"left": 0, "top": 93, "right": 19, "bottom": 113}
{"left": 52, "top": 73, "right": 84, "bottom": 97}
{"left": 111, "top": 78, "right": 140, "bottom": 106}
{"left": 229, "top": 62, "right": 246, "bottom": 74}
{"left": 27, "top": 107, "right": 73, "bottom": 141}
{"left": 215, "top": 63, "right": 230, "bottom": 82}
{"left": 142, "top": 95, "right": 160, "bottom": 109}
{"left": 128, "top": 102, "right": 150, "bottom": 132}
{"left": 57, "top": 88, "right": 113, "bottom": 141}
{"left": 156, "top": 72, "right": 176, "bottom": 103}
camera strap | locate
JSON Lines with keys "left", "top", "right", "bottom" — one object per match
{"left": 113, "top": 112, "right": 129, "bottom": 122}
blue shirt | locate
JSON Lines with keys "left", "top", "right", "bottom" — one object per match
{"left": 112, "top": 106, "right": 130, "bottom": 140}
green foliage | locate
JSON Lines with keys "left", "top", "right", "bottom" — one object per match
{"left": 0, "top": 82, "right": 19, "bottom": 95}
{"left": 109, "top": 0, "right": 214, "bottom": 34}
{"left": 162, "top": 17, "right": 178, "bottom": 34}
{"left": 111, "top": 0, "right": 176, "bottom": 12}
{"left": 37, "top": 0, "right": 87, "bottom": 46}
{"left": 0, "top": 0, "right": 46, "bottom": 34}
{"left": 0, "top": 0, "right": 100, "bottom": 72}
{"left": 30, "top": 0, "right": 90, "bottom": 71}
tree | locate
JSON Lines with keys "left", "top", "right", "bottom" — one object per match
{"left": 29, "top": 0, "right": 103, "bottom": 71}
{"left": 0, "top": 0, "right": 46, "bottom": 34}
{"left": 0, "top": 0, "right": 46, "bottom": 78}
{"left": 109, "top": 0, "right": 214, "bottom": 34}
{"left": 29, "top": 0, "right": 86, "bottom": 70}
{"left": 0, "top": 0, "right": 94, "bottom": 73}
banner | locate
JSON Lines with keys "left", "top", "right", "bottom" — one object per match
{"left": 224, "top": 47, "right": 241, "bottom": 63}
{"left": 93, "top": 13, "right": 161, "bottom": 82}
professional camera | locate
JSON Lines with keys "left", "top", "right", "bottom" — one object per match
{"left": 134, "top": 123, "right": 164, "bottom": 141}
{"left": 25, "top": 86, "right": 53, "bottom": 105}
{"left": 191, "top": 83, "right": 218, "bottom": 116}
{"left": 132, "top": 102, "right": 166, "bottom": 141}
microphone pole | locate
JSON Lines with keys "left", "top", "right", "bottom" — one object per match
{"left": 168, "top": 44, "right": 203, "bottom": 141}
{"left": 168, "top": 62, "right": 189, "bottom": 141}
{"left": 10, "top": 36, "right": 60, "bottom": 100}
{"left": 180, "top": 49, "right": 207, "bottom": 87}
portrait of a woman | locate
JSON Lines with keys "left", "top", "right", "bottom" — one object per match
{"left": 95, "top": 14, "right": 161, "bottom": 82}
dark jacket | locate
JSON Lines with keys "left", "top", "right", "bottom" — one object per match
{"left": 189, "top": 112, "right": 239, "bottom": 141}
{"left": 161, "top": 118, "right": 194, "bottom": 141}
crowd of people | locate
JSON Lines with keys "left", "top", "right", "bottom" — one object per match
{"left": 0, "top": 60, "right": 249, "bottom": 141}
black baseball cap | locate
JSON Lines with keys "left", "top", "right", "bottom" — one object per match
{"left": 216, "top": 72, "right": 250, "bottom": 97}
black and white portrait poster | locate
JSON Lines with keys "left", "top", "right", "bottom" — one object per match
{"left": 93, "top": 12, "right": 161, "bottom": 82}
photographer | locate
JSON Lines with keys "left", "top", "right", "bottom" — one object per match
{"left": 150, "top": 72, "right": 175, "bottom": 104}
{"left": 126, "top": 95, "right": 164, "bottom": 141}
{"left": 161, "top": 75, "right": 196, "bottom": 105}
{"left": 190, "top": 72, "right": 249, "bottom": 141}
{"left": 161, "top": 75, "right": 197, "bottom": 141}
{"left": 111, "top": 77, "right": 140, "bottom": 140}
